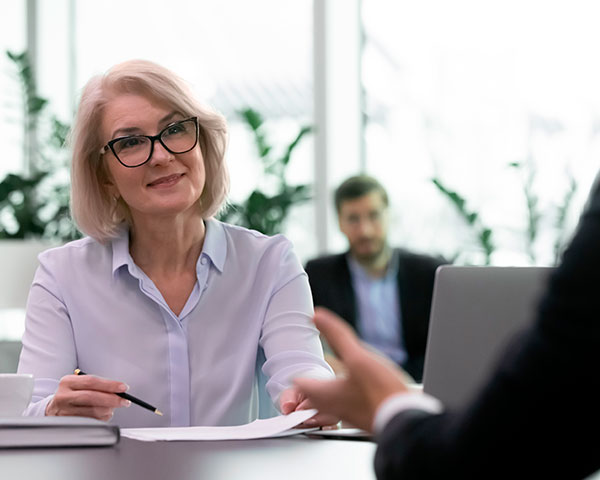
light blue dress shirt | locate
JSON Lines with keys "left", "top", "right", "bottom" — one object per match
{"left": 347, "top": 251, "right": 407, "bottom": 365}
{"left": 18, "top": 219, "right": 333, "bottom": 428}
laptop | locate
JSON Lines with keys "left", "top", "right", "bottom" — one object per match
{"left": 422, "top": 265, "right": 553, "bottom": 409}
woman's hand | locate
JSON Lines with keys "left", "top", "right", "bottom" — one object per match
{"left": 280, "top": 386, "right": 340, "bottom": 428}
{"left": 45, "top": 373, "right": 131, "bottom": 421}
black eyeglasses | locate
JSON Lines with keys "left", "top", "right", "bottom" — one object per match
{"left": 99, "top": 117, "right": 199, "bottom": 168}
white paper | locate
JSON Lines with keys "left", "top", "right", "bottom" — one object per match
{"left": 121, "top": 409, "right": 318, "bottom": 442}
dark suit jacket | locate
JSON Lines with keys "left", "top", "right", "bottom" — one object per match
{"left": 374, "top": 189, "right": 600, "bottom": 479}
{"left": 305, "top": 249, "right": 445, "bottom": 382}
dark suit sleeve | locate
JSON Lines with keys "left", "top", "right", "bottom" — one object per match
{"left": 374, "top": 191, "right": 600, "bottom": 479}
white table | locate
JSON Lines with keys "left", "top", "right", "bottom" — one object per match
{"left": 1, "top": 435, "right": 377, "bottom": 480}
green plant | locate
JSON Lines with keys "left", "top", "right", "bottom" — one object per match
{"left": 509, "top": 160, "right": 542, "bottom": 263}
{"left": 432, "top": 177, "right": 495, "bottom": 265}
{"left": 0, "top": 50, "right": 78, "bottom": 242}
{"left": 433, "top": 164, "right": 578, "bottom": 266}
{"left": 218, "top": 108, "right": 312, "bottom": 235}
{"left": 509, "top": 160, "right": 578, "bottom": 265}
{"left": 553, "top": 172, "right": 577, "bottom": 264}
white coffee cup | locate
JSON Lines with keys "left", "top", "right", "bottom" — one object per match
{"left": 0, "top": 373, "right": 34, "bottom": 416}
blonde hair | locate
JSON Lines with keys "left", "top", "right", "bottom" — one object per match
{"left": 70, "top": 59, "right": 229, "bottom": 243}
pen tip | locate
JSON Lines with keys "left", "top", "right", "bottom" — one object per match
{"left": 155, "top": 409, "right": 163, "bottom": 416}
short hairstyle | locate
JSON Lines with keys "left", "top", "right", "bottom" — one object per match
{"left": 334, "top": 175, "right": 389, "bottom": 212}
{"left": 70, "top": 59, "right": 229, "bottom": 243}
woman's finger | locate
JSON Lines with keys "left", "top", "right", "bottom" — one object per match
{"left": 65, "top": 389, "right": 131, "bottom": 409}
{"left": 280, "top": 387, "right": 303, "bottom": 414}
{"left": 52, "top": 404, "right": 116, "bottom": 421}
{"left": 60, "top": 374, "right": 128, "bottom": 393}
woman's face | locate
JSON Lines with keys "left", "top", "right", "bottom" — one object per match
{"left": 101, "top": 94, "right": 205, "bottom": 222}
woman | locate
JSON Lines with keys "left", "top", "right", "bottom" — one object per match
{"left": 17, "top": 59, "right": 334, "bottom": 428}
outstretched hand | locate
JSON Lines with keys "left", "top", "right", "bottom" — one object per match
{"left": 294, "top": 307, "right": 409, "bottom": 432}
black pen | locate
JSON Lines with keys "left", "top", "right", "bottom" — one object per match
{"left": 74, "top": 369, "right": 163, "bottom": 416}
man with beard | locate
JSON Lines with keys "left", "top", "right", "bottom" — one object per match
{"left": 305, "top": 175, "right": 446, "bottom": 382}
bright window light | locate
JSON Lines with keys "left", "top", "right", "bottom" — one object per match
{"left": 363, "top": 0, "right": 600, "bottom": 265}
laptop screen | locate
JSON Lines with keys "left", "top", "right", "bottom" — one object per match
{"left": 422, "top": 266, "right": 552, "bottom": 409}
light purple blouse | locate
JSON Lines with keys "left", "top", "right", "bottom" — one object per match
{"left": 18, "top": 219, "right": 332, "bottom": 427}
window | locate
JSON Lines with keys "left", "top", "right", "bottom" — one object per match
{"left": 362, "top": 0, "right": 600, "bottom": 265}
{"left": 0, "top": 1, "right": 26, "bottom": 178}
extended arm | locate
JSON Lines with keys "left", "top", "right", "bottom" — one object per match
{"left": 259, "top": 242, "right": 336, "bottom": 426}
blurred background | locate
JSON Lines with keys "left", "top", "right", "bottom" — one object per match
{"left": 2, "top": 0, "right": 600, "bottom": 360}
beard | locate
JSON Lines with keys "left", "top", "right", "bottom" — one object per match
{"left": 350, "top": 238, "right": 387, "bottom": 264}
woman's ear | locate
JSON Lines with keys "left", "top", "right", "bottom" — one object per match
{"left": 99, "top": 161, "right": 119, "bottom": 200}
{"left": 106, "top": 183, "right": 120, "bottom": 202}
{"left": 101, "top": 173, "right": 117, "bottom": 198}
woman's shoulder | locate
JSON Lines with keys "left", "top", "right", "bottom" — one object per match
{"left": 212, "top": 220, "right": 304, "bottom": 286}
{"left": 38, "top": 236, "right": 111, "bottom": 266}
{"left": 32, "top": 237, "right": 116, "bottom": 301}
{"left": 210, "top": 220, "right": 299, "bottom": 274}
{"left": 214, "top": 220, "right": 292, "bottom": 250}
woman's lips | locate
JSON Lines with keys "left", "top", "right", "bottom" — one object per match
{"left": 147, "top": 174, "right": 183, "bottom": 188}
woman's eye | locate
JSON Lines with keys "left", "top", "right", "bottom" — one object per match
{"left": 122, "top": 137, "right": 143, "bottom": 149}
{"left": 115, "top": 136, "right": 146, "bottom": 152}
{"left": 165, "top": 123, "right": 186, "bottom": 136}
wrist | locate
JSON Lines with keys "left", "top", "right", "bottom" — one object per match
{"left": 45, "top": 398, "right": 57, "bottom": 416}
{"left": 372, "top": 392, "right": 443, "bottom": 434}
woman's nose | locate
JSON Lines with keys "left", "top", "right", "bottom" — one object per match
{"left": 148, "top": 140, "right": 174, "bottom": 165}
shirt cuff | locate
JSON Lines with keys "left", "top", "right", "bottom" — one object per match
{"left": 372, "top": 391, "right": 444, "bottom": 435}
{"left": 23, "top": 394, "right": 54, "bottom": 417}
